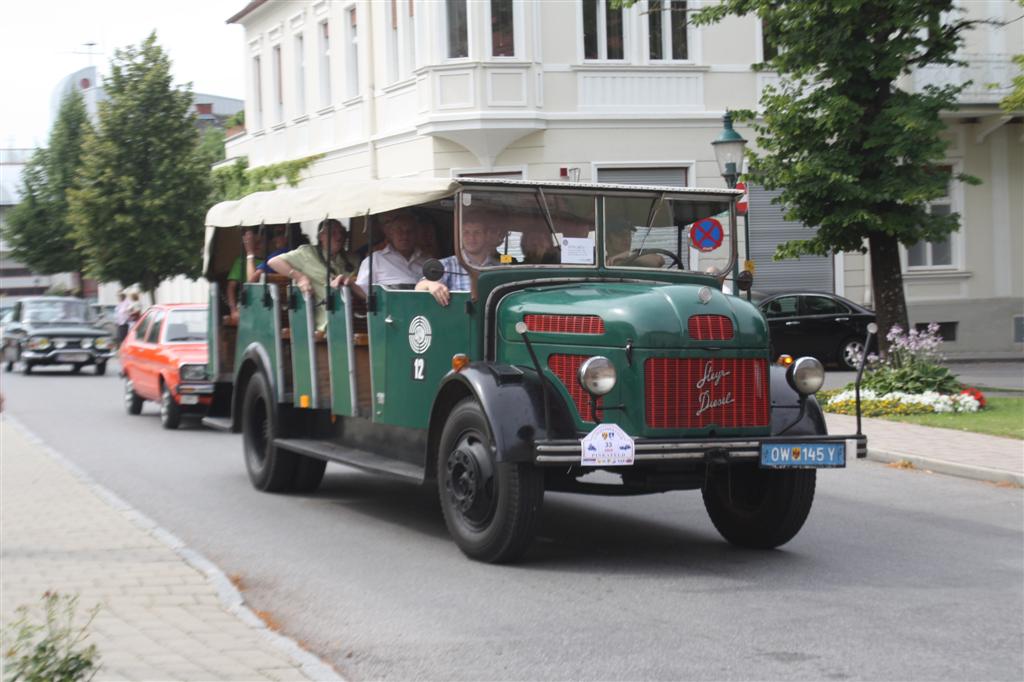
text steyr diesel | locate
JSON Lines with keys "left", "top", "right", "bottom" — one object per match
{"left": 202, "top": 178, "right": 869, "bottom": 563}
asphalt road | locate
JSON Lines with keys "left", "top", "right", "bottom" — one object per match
{"left": 4, "top": 363, "right": 1023, "bottom": 681}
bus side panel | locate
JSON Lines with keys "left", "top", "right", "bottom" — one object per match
{"left": 237, "top": 283, "right": 282, "bottom": 397}
{"left": 288, "top": 290, "right": 315, "bottom": 408}
{"left": 369, "top": 288, "right": 472, "bottom": 429}
{"left": 327, "top": 288, "right": 356, "bottom": 417}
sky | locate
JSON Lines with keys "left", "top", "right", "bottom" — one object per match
{"left": 0, "top": 0, "right": 247, "bottom": 149}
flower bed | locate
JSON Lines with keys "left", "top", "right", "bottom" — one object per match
{"left": 825, "top": 389, "right": 982, "bottom": 416}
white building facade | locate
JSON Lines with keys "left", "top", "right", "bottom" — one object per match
{"left": 226, "top": 0, "right": 1023, "bottom": 357}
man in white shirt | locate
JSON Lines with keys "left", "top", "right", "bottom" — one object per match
{"left": 353, "top": 211, "right": 429, "bottom": 299}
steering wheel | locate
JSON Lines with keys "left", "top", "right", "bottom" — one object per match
{"left": 621, "top": 248, "right": 683, "bottom": 269}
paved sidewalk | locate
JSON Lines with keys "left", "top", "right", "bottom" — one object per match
{"left": 0, "top": 416, "right": 341, "bottom": 682}
{"left": 826, "top": 412, "right": 1024, "bottom": 486}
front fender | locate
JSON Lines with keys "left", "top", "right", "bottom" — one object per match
{"left": 230, "top": 342, "right": 277, "bottom": 431}
{"left": 770, "top": 364, "right": 828, "bottom": 436}
{"left": 427, "top": 363, "right": 575, "bottom": 469}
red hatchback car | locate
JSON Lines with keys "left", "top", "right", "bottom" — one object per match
{"left": 120, "top": 303, "right": 212, "bottom": 429}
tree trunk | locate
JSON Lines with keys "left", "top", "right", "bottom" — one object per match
{"left": 867, "top": 231, "right": 910, "bottom": 356}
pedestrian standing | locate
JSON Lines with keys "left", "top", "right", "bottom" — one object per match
{"left": 114, "top": 292, "right": 131, "bottom": 345}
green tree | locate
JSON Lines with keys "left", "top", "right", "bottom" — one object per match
{"left": 1001, "top": 2, "right": 1024, "bottom": 113}
{"left": 4, "top": 89, "right": 92, "bottom": 290}
{"left": 685, "top": 0, "right": 985, "bottom": 349}
{"left": 69, "top": 32, "right": 210, "bottom": 297}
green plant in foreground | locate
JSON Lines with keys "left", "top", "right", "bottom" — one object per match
{"left": 3, "top": 592, "right": 100, "bottom": 682}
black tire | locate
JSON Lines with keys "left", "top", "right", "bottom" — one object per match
{"left": 160, "top": 383, "right": 181, "bottom": 430}
{"left": 702, "top": 465, "right": 816, "bottom": 549}
{"left": 70, "top": 364, "right": 82, "bottom": 374}
{"left": 22, "top": 361, "right": 33, "bottom": 375}
{"left": 290, "top": 456, "right": 327, "bottom": 493}
{"left": 241, "top": 372, "right": 297, "bottom": 492}
{"left": 124, "top": 377, "right": 144, "bottom": 415}
{"left": 95, "top": 361, "right": 107, "bottom": 376}
{"left": 838, "top": 337, "right": 865, "bottom": 370}
{"left": 437, "top": 398, "right": 544, "bottom": 563}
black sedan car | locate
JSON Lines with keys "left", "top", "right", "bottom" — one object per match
{"left": 758, "top": 292, "right": 878, "bottom": 370}
{"left": 2, "top": 297, "right": 116, "bottom": 375}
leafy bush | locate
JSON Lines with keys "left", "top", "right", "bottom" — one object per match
{"left": 3, "top": 592, "right": 100, "bottom": 682}
{"left": 860, "top": 323, "right": 961, "bottom": 395}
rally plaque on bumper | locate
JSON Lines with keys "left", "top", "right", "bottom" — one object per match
{"left": 760, "top": 442, "right": 845, "bottom": 469}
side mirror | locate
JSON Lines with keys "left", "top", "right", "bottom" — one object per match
{"left": 422, "top": 258, "right": 445, "bottom": 282}
{"left": 736, "top": 270, "right": 754, "bottom": 292}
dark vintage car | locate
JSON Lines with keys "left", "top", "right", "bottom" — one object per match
{"left": 2, "top": 296, "right": 116, "bottom": 375}
{"left": 759, "top": 292, "right": 878, "bottom": 370}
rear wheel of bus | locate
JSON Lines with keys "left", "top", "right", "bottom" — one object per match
{"left": 437, "top": 398, "right": 544, "bottom": 563}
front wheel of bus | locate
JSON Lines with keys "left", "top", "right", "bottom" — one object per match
{"left": 242, "top": 372, "right": 296, "bottom": 492}
{"left": 437, "top": 398, "right": 544, "bottom": 563}
{"left": 702, "top": 464, "right": 816, "bottom": 549}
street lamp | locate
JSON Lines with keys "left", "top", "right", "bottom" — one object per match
{"left": 712, "top": 111, "right": 748, "bottom": 294}
{"left": 712, "top": 110, "right": 747, "bottom": 189}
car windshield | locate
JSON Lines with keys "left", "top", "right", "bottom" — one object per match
{"left": 163, "top": 309, "right": 207, "bottom": 343}
{"left": 459, "top": 189, "right": 597, "bottom": 267}
{"left": 605, "top": 196, "right": 734, "bottom": 274}
{"left": 23, "top": 300, "right": 89, "bottom": 324}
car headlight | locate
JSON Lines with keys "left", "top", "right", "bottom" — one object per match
{"left": 788, "top": 356, "right": 825, "bottom": 395}
{"left": 54, "top": 338, "right": 68, "bottom": 349}
{"left": 93, "top": 337, "right": 112, "bottom": 350}
{"left": 179, "top": 363, "right": 207, "bottom": 381}
{"left": 26, "top": 337, "right": 51, "bottom": 350}
{"left": 577, "top": 356, "right": 617, "bottom": 396}
{"left": 80, "top": 338, "right": 94, "bottom": 349}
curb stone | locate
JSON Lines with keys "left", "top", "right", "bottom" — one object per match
{"left": 3, "top": 414, "right": 344, "bottom": 682}
{"left": 866, "top": 447, "right": 1024, "bottom": 487}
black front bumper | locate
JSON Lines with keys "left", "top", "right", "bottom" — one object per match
{"left": 533, "top": 433, "right": 867, "bottom": 465}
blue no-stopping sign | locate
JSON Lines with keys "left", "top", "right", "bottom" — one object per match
{"left": 690, "top": 217, "right": 724, "bottom": 252}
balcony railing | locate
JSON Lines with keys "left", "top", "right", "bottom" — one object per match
{"left": 914, "top": 53, "right": 1018, "bottom": 105}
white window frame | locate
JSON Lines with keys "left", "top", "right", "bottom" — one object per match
{"left": 444, "top": 0, "right": 471, "bottom": 61}
{"left": 318, "top": 19, "right": 332, "bottom": 109}
{"left": 345, "top": 5, "right": 360, "bottom": 100}
{"left": 385, "top": 0, "right": 417, "bottom": 84}
{"left": 251, "top": 54, "right": 263, "bottom": 130}
{"left": 483, "top": 0, "right": 525, "bottom": 60}
{"left": 450, "top": 165, "right": 527, "bottom": 179}
{"left": 271, "top": 44, "right": 284, "bottom": 124}
{"left": 644, "top": 0, "right": 692, "bottom": 63}
{"left": 578, "top": 0, "right": 628, "bottom": 62}
{"left": 590, "top": 160, "right": 696, "bottom": 188}
{"left": 293, "top": 32, "right": 306, "bottom": 117}
{"left": 903, "top": 162, "right": 964, "bottom": 272}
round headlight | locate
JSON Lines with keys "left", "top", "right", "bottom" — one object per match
{"left": 80, "top": 338, "right": 94, "bottom": 349}
{"left": 788, "top": 356, "right": 825, "bottom": 395}
{"left": 27, "top": 337, "right": 51, "bottom": 350}
{"left": 577, "top": 356, "right": 617, "bottom": 396}
{"left": 93, "top": 337, "right": 111, "bottom": 350}
{"left": 54, "top": 339, "right": 67, "bottom": 349}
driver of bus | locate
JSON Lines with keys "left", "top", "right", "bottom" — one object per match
{"left": 606, "top": 225, "right": 666, "bottom": 267}
{"left": 416, "top": 211, "right": 501, "bottom": 307}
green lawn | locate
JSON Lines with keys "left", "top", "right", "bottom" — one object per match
{"left": 879, "top": 397, "right": 1024, "bottom": 439}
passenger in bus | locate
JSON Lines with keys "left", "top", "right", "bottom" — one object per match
{"left": 416, "top": 212, "right": 501, "bottom": 307}
{"left": 520, "top": 229, "right": 560, "bottom": 264}
{"left": 253, "top": 224, "right": 292, "bottom": 277}
{"left": 606, "top": 225, "right": 666, "bottom": 267}
{"left": 226, "top": 228, "right": 260, "bottom": 322}
{"left": 267, "top": 219, "right": 359, "bottom": 330}
{"left": 352, "top": 210, "right": 430, "bottom": 298}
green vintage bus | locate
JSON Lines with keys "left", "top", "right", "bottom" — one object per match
{"left": 202, "top": 177, "right": 870, "bottom": 563}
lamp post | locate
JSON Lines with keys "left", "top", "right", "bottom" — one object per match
{"left": 712, "top": 110, "right": 748, "bottom": 293}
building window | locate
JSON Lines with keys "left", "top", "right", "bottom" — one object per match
{"left": 907, "top": 167, "right": 957, "bottom": 268}
{"left": 648, "top": 0, "right": 687, "bottom": 61}
{"left": 347, "top": 7, "right": 360, "bottom": 98}
{"left": 408, "top": 0, "right": 417, "bottom": 69}
{"left": 271, "top": 44, "right": 283, "bottom": 123}
{"left": 447, "top": 0, "right": 469, "bottom": 58}
{"left": 761, "top": 19, "right": 778, "bottom": 63}
{"left": 251, "top": 55, "right": 263, "bottom": 129}
{"left": 583, "top": 0, "right": 624, "bottom": 61}
{"left": 491, "top": 0, "right": 515, "bottom": 57}
{"left": 915, "top": 321, "right": 957, "bottom": 342}
{"left": 318, "top": 20, "right": 332, "bottom": 107}
{"left": 386, "top": 0, "right": 416, "bottom": 83}
{"left": 294, "top": 33, "right": 306, "bottom": 116}
{"left": 387, "top": 0, "right": 400, "bottom": 82}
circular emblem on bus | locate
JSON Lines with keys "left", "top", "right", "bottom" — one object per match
{"left": 408, "top": 316, "right": 432, "bottom": 354}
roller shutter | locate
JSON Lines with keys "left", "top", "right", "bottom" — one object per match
{"left": 596, "top": 167, "right": 688, "bottom": 187}
{"left": 747, "top": 185, "right": 833, "bottom": 293}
